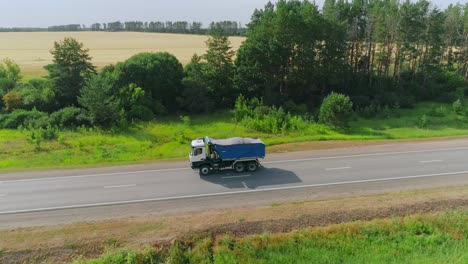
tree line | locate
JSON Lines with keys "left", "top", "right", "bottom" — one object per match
{"left": 0, "top": 21, "right": 246, "bottom": 36}
{"left": 1, "top": 0, "right": 467, "bottom": 132}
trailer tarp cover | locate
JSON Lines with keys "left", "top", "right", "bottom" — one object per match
{"left": 206, "top": 137, "right": 265, "bottom": 160}
{"left": 207, "top": 137, "right": 263, "bottom": 146}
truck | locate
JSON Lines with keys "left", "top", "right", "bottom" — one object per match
{"left": 189, "top": 136, "right": 266, "bottom": 176}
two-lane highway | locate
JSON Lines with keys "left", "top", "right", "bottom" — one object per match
{"left": 1, "top": 139, "right": 468, "bottom": 227}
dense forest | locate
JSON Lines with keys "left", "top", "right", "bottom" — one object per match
{"left": 1, "top": 0, "right": 467, "bottom": 133}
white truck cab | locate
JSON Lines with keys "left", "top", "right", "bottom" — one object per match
{"left": 189, "top": 138, "right": 206, "bottom": 164}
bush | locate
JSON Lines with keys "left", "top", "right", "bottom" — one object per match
{"left": 374, "top": 92, "right": 399, "bottom": 108}
{"left": 188, "top": 238, "right": 213, "bottom": 264}
{"left": 74, "top": 247, "right": 165, "bottom": 264}
{"left": 170, "top": 242, "right": 189, "bottom": 264}
{"left": 417, "top": 114, "right": 430, "bottom": 129}
{"left": 180, "top": 115, "right": 191, "bottom": 126}
{"left": 427, "top": 105, "right": 446, "bottom": 117}
{"left": 79, "top": 71, "right": 120, "bottom": 127}
{"left": 319, "top": 92, "right": 353, "bottom": 128}
{"left": 49, "top": 107, "right": 88, "bottom": 128}
{"left": 397, "top": 94, "right": 416, "bottom": 109}
{"left": 232, "top": 96, "right": 308, "bottom": 134}
{"left": 2, "top": 91, "right": 22, "bottom": 112}
{"left": 283, "top": 100, "right": 308, "bottom": 115}
{"left": 359, "top": 103, "right": 381, "bottom": 119}
{"left": 13, "top": 80, "right": 55, "bottom": 112}
{"left": 0, "top": 109, "right": 48, "bottom": 129}
{"left": 351, "top": 95, "right": 372, "bottom": 110}
{"left": 455, "top": 87, "right": 466, "bottom": 101}
{"left": 452, "top": 99, "right": 463, "bottom": 115}
{"left": 25, "top": 124, "right": 60, "bottom": 151}
{"left": 116, "top": 52, "right": 184, "bottom": 113}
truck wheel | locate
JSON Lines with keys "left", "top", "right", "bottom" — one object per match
{"left": 199, "top": 165, "right": 211, "bottom": 176}
{"left": 234, "top": 162, "right": 246, "bottom": 173}
{"left": 247, "top": 162, "right": 258, "bottom": 172}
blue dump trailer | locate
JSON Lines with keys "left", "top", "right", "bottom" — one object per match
{"left": 189, "top": 136, "right": 266, "bottom": 176}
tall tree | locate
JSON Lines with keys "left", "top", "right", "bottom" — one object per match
{"left": 79, "top": 68, "right": 120, "bottom": 126}
{"left": 236, "top": 0, "right": 347, "bottom": 106}
{"left": 456, "top": 4, "right": 468, "bottom": 81}
{"left": 44, "top": 38, "right": 96, "bottom": 108}
{"left": 204, "top": 27, "right": 236, "bottom": 106}
{"left": 115, "top": 52, "right": 183, "bottom": 113}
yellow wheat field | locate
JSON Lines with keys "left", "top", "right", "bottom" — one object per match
{"left": 0, "top": 32, "right": 245, "bottom": 77}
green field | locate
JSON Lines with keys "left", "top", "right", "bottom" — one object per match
{"left": 75, "top": 210, "right": 468, "bottom": 264}
{"left": 1, "top": 101, "right": 468, "bottom": 172}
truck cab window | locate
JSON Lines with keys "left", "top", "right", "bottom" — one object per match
{"left": 195, "top": 148, "right": 202, "bottom": 156}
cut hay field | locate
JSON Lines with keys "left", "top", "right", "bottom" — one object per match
{"left": 0, "top": 32, "right": 245, "bottom": 77}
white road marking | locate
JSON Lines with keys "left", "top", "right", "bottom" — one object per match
{"left": 104, "top": 184, "right": 136, "bottom": 189}
{"left": 420, "top": 160, "right": 443, "bottom": 163}
{"left": 263, "top": 146, "right": 468, "bottom": 164}
{"left": 3, "top": 146, "right": 468, "bottom": 184}
{"left": 1, "top": 168, "right": 190, "bottom": 183}
{"left": 325, "top": 167, "right": 351, "bottom": 171}
{"left": 222, "top": 175, "right": 251, "bottom": 179}
{"left": 1, "top": 170, "right": 468, "bottom": 215}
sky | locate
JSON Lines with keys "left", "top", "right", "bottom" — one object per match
{"left": 0, "top": 0, "right": 464, "bottom": 28}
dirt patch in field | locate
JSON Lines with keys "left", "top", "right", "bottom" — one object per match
{"left": 1, "top": 186, "right": 467, "bottom": 263}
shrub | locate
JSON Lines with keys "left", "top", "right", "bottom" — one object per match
{"left": 374, "top": 92, "right": 399, "bottom": 108}
{"left": 26, "top": 127, "right": 42, "bottom": 151}
{"left": 188, "top": 238, "right": 213, "bottom": 264}
{"left": 397, "top": 95, "right": 416, "bottom": 109}
{"left": 427, "top": 105, "right": 446, "bottom": 117}
{"left": 14, "top": 80, "right": 55, "bottom": 112}
{"left": 283, "top": 100, "right": 308, "bottom": 115}
{"left": 351, "top": 95, "right": 372, "bottom": 110}
{"left": 417, "top": 114, "right": 430, "bottom": 129}
{"left": 232, "top": 95, "right": 308, "bottom": 134}
{"left": 455, "top": 87, "right": 466, "bottom": 101}
{"left": 452, "top": 99, "right": 463, "bottom": 115}
{"left": 74, "top": 247, "right": 165, "bottom": 264}
{"left": 0, "top": 109, "right": 48, "bottom": 129}
{"left": 2, "top": 91, "right": 22, "bottom": 112}
{"left": 79, "top": 71, "right": 120, "bottom": 127}
{"left": 49, "top": 107, "right": 88, "bottom": 128}
{"left": 25, "top": 124, "right": 60, "bottom": 151}
{"left": 319, "top": 92, "right": 353, "bottom": 128}
{"left": 180, "top": 115, "right": 191, "bottom": 126}
{"left": 116, "top": 52, "right": 184, "bottom": 113}
{"left": 381, "top": 105, "right": 393, "bottom": 118}
{"left": 170, "top": 241, "right": 189, "bottom": 264}
{"left": 359, "top": 103, "right": 381, "bottom": 119}
{"left": 232, "top": 95, "right": 262, "bottom": 122}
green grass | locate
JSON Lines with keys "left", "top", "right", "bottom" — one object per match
{"left": 1, "top": 101, "right": 468, "bottom": 172}
{"left": 75, "top": 211, "right": 468, "bottom": 264}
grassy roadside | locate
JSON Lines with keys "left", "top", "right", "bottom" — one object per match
{"left": 1, "top": 185, "right": 467, "bottom": 263}
{"left": 77, "top": 211, "right": 468, "bottom": 264}
{"left": 1, "top": 101, "right": 468, "bottom": 172}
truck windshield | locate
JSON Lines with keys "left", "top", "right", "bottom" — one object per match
{"left": 190, "top": 148, "right": 202, "bottom": 156}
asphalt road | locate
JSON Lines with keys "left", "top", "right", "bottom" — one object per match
{"left": 1, "top": 138, "right": 468, "bottom": 227}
